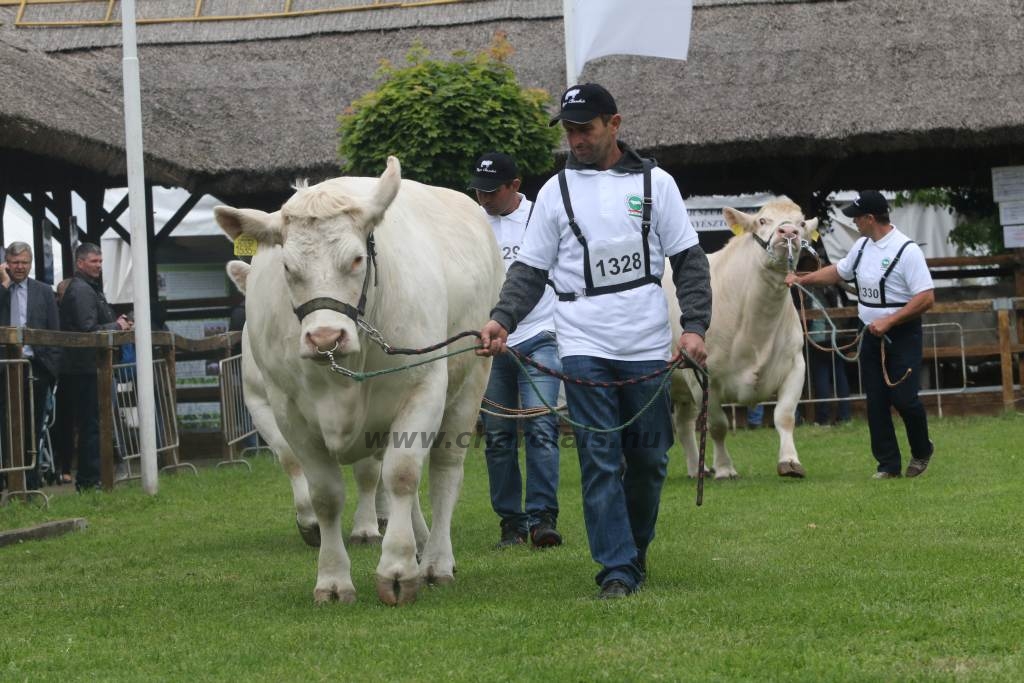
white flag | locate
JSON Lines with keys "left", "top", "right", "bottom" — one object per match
{"left": 564, "top": 0, "right": 693, "bottom": 86}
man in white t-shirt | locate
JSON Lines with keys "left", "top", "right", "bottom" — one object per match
{"left": 787, "top": 190, "right": 935, "bottom": 479}
{"left": 478, "top": 83, "right": 712, "bottom": 599}
{"left": 469, "top": 152, "right": 564, "bottom": 550}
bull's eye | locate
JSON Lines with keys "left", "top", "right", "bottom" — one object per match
{"left": 352, "top": 255, "right": 364, "bottom": 271}
{"left": 759, "top": 218, "right": 767, "bottom": 226}
{"left": 800, "top": 221, "right": 806, "bottom": 228}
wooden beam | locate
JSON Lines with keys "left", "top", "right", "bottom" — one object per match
{"left": 98, "top": 345, "right": 115, "bottom": 491}
{"left": 154, "top": 191, "right": 203, "bottom": 244}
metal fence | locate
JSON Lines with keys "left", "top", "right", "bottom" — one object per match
{"left": 0, "top": 358, "right": 45, "bottom": 504}
{"left": 726, "top": 321, "right": 970, "bottom": 427}
{"left": 111, "top": 358, "right": 196, "bottom": 483}
{"left": 217, "top": 354, "right": 259, "bottom": 470}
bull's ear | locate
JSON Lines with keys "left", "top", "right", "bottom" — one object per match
{"left": 215, "top": 206, "right": 283, "bottom": 245}
{"left": 723, "top": 207, "right": 755, "bottom": 236}
{"left": 805, "top": 217, "right": 820, "bottom": 242}
{"left": 363, "top": 156, "right": 402, "bottom": 232}
{"left": 226, "top": 260, "right": 251, "bottom": 294}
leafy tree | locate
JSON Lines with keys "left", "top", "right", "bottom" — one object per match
{"left": 893, "top": 188, "right": 1004, "bottom": 254}
{"left": 338, "top": 33, "right": 560, "bottom": 191}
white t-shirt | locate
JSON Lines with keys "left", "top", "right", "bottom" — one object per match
{"left": 835, "top": 226, "right": 934, "bottom": 326}
{"left": 516, "top": 165, "right": 698, "bottom": 361}
{"left": 484, "top": 196, "right": 557, "bottom": 347}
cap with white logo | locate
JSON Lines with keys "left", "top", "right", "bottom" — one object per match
{"left": 549, "top": 83, "right": 618, "bottom": 126}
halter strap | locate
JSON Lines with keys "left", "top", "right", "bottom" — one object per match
{"left": 293, "top": 233, "right": 378, "bottom": 322}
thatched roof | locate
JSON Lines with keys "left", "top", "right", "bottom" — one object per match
{"left": 3, "top": 0, "right": 1023, "bottom": 205}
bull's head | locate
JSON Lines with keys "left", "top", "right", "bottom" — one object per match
{"left": 215, "top": 156, "right": 402, "bottom": 360}
{"left": 724, "top": 198, "right": 819, "bottom": 269}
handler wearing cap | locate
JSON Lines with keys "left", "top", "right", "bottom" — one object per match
{"left": 477, "top": 84, "right": 712, "bottom": 599}
{"left": 786, "top": 191, "right": 935, "bottom": 479}
{"left": 469, "top": 152, "right": 564, "bottom": 550}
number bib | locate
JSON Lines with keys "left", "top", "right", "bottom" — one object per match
{"left": 588, "top": 233, "right": 647, "bottom": 289}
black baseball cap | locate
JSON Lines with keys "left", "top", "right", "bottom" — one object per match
{"left": 467, "top": 152, "right": 519, "bottom": 192}
{"left": 842, "top": 190, "right": 889, "bottom": 217}
{"left": 549, "top": 83, "right": 618, "bottom": 126}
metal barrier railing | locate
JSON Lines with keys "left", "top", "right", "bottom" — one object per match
{"left": 111, "top": 358, "right": 196, "bottom": 483}
{"left": 217, "top": 354, "right": 259, "bottom": 471}
{"left": 726, "top": 321, "right": 969, "bottom": 427}
{"left": 0, "top": 358, "right": 46, "bottom": 505}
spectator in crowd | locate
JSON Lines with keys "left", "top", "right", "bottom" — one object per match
{"left": 59, "top": 242, "right": 133, "bottom": 491}
{"left": 478, "top": 83, "right": 712, "bottom": 598}
{"left": 469, "top": 151, "right": 564, "bottom": 549}
{"left": 805, "top": 283, "right": 852, "bottom": 425}
{"left": 0, "top": 242, "right": 62, "bottom": 490}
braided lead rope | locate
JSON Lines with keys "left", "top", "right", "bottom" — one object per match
{"left": 480, "top": 396, "right": 569, "bottom": 419}
{"left": 319, "top": 321, "right": 711, "bottom": 505}
{"left": 791, "top": 281, "right": 865, "bottom": 361}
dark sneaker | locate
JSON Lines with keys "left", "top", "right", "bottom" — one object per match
{"left": 906, "top": 441, "right": 933, "bottom": 478}
{"left": 906, "top": 458, "right": 931, "bottom": 478}
{"left": 529, "top": 513, "right": 562, "bottom": 548}
{"left": 494, "top": 519, "right": 527, "bottom": 549}
{"left": 598, "top": 579, "right": 633, "bottom": 600}
{"left": 872, "top": 471, "right": 901, "bottom": 480}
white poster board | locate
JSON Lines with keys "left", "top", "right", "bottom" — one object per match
{"left": 1003, "top": 225, "right": 1024, "bottom": 249}
{"left": 998, "top": 201, "right": 1024, "bottom": 226}
{"left": 992, "top": 166, "right": 1024, "bottom": 203}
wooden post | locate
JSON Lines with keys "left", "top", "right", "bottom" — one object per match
{"left": 998, "top": 309, "right": 1014, "bottom": 411}
{"left": 98, "top": 345, "right": 115, "bottom": 491}
{"left": 1015, "top": 251, "right": 1023, "bottom": 403}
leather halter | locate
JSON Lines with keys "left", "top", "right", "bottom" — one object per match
{"left": 293, "top": 234, "right": 378, "bottom": 323}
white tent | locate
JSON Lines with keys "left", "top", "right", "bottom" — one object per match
{"left": 2, "top": 187, "right": 226, "bottom": 300}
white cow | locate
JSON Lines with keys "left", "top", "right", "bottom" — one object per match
{"left": 215, "top": 157, "right": 503, "bottom": 605}
{"left": 226, "top": 260, "right": 386, "bottom": 548}
{"left": 666, "top": 198, "right": 818, "bottom": 479}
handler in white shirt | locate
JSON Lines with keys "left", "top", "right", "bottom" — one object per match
{"left": 470, "top": 152, "right": 564, "bottom": 551}
{"left": 477, "top": 84, "right": 712, "bottom": 599}
{"left": 786, "top": 190, "right": 935, "bottom": 479}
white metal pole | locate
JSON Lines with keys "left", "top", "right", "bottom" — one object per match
{"left": 563, "top": 0, "right": 578, "bottom": 87}
{"left": 121, "top": 0, "right": 159, "bottom": 495}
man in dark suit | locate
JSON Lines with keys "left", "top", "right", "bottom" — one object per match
{"left": 0, "top": 242, "right": 61, "bottom": 490}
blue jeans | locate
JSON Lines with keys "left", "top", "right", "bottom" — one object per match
{"left": 561, "top": 355, "right": 673, "bottom": 591}
{"left": 860, "top": 320, "right": 931, "bottom": 474}
{"left": 808, "top": 347, "right": 852, "bottom": 424}
{"left": 482, "top": 331, "right": 562, "bottom": 533}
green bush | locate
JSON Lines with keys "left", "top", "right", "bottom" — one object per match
{"left": 338, "top": 34, "right": 560, "bottom": 191}
{"left": 894, "top": 188, "right": 1004, "bottom": 254}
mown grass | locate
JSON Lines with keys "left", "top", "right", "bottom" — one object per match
{"left": 2, "top": 414, "right": 1023, "bottom": 682}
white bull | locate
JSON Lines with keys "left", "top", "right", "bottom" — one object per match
{"left": 215, "top": 157, "right": 503, "bottom": 605}
{"left": 666, "top": 198, "right": 818, "bottom": 479}
{"left": 227, "top": 260, "right": 386, "bottom": 548}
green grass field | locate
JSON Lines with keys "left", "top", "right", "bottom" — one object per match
{"left": 2, "top": 414, "right": 1022, "bottom": 682}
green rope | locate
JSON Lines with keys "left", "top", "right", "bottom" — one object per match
{"left": 325, "top": 337, "right": 701, "bottom": 434}
{"left": 506, "top": 352, "right": 693, "bottom": 434}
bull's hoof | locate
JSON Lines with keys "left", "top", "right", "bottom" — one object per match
{"left": 422, "top": 566, "right": 456, "bottom": 586}
{"left": 297, "top": 520, "right": 321, "bottom": 547}
{"left": 377, "top": 517, "right": 389, "bottom": 534}
{"left": 348, "top": 532, "right": 383, "bottom": 546}
{"left": 313, "top": 586, "right": 356, "bottom": 605}
{"left": 687, "top": 467, "right": 716, "bottom": 480}
{"left": 375, "top": 574, "right": 421, "bottom": 606}
{"left": 714, "top": 471, "right": 739, "bottom": 480}
{"left": 777, "top": 461, "right": 806, "bottom": 478}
